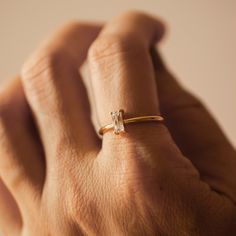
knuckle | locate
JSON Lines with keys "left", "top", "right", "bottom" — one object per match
{"left": 59, "top": 20, "right": 86, "bottom": 32}
{"left": 22, "top": 50, "right": 64, "bottom": 81}
{"left": 118, "top": 10, "right": 150, "bottom": 21}
{"left": 88, "top": 34, "right": 143, "bottom": 62}
{"left": 21, "top": 50, "right": 65, "bottom": 110}
{"left": 58, "top": 21, "right": 96, "bottom": 35}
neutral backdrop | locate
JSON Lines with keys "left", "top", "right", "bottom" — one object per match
{"left": 0, "top": 0, "right": 235, "bottom": 146}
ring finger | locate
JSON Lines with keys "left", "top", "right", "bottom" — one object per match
{"left": 88, "top": 11, "right": 168, "bottom": 145}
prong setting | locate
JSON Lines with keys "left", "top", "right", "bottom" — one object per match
{"left": 111, "top": 110, "right": 125, "bottom": 134}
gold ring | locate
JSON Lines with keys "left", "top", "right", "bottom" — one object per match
{"left": 99, "top": 109, "right": 164, "bottom": 135}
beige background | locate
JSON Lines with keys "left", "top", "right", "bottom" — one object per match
{"left": 0, "top": 0, "right": 235, "bottom": 146}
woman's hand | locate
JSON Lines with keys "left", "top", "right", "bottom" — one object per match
{"left": 0, "top": 11, "right": 235, "bottom": 236}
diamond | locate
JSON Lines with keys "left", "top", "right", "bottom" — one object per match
{"left": 111, "top": 110, "right": 125, "bottom": 134}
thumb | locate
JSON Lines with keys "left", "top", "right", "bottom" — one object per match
{"left": 151, "top": 48, "right": 236, "bottom": 203}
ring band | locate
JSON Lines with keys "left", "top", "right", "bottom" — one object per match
{"left": 99, "top": 109, "right": 164, "bottom": 135}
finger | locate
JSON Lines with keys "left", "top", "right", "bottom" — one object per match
{"left": 21, "top": 23, "right": 102, "bottom": 164}
{"left": 151, "top": 48, "right": 236, "bottom": 202}
{"left": 88, "top": 11, "right": 169, "bottom": 143}
{"left": 0, "top": 77, "right": 44, "bottom": 208}
{"left": 0, "top": 178, "right": 22, "bottom": 236}
{"left": 87, "top": 12, "right": 207, "bottom": 213}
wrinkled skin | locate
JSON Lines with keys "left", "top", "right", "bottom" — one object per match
{"left": 0, "top": 11, "right": 235, "bottom": 236}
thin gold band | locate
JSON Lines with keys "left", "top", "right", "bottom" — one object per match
{"left": 99, "top": 115, "right": 164, "bottom": 135}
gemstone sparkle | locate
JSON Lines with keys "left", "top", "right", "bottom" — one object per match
{"left": 111, "top": 110, "right": 125, "bottom": 134}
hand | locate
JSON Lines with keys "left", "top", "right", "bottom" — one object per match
{"left": 0, "top": 11, "right": 235, "bottom": 236}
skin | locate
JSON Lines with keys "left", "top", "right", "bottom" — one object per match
{"left": 0, "top": 11, "right": 235, "bottom": 236}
